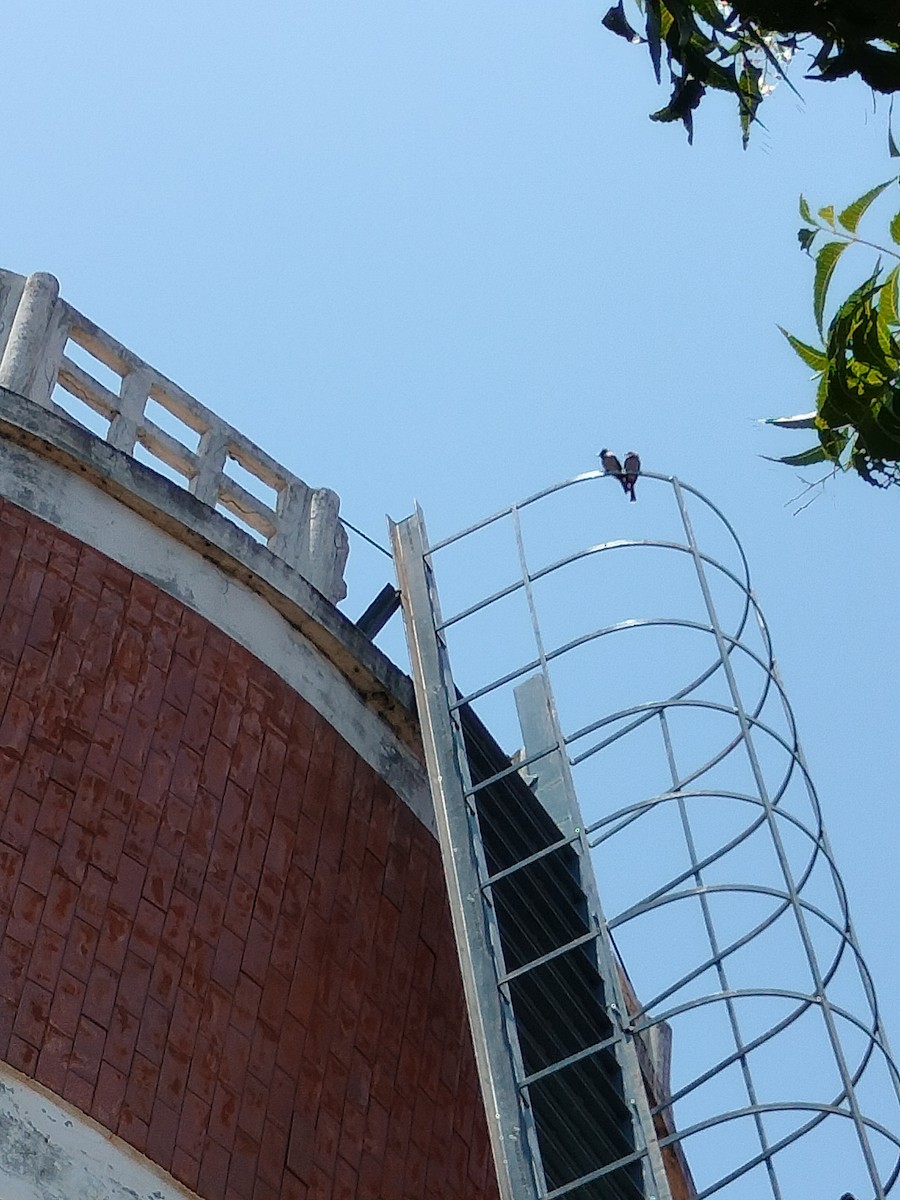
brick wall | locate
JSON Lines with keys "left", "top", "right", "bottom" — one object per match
{"left": 0, "top": 497, "right": 500, "bottom": 1200}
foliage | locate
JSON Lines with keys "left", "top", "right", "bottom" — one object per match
{"left": 602, "top": 0, "right": 900, "bottom": 144}
{"left": 768, "top": 178, "right": 900, "bottom": 488}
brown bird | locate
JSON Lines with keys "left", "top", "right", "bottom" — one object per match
{"left": 623, "top": 451, "right": 641, "bottom": 502}
{"left": 600, "top": 448, "right": 627, "bottom": 494}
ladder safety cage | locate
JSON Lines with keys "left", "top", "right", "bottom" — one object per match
{"left": 391, "top": 470, "right": 900, "bottom": 1200}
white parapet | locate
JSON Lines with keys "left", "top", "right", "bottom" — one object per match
{"left": 0, "top": 268, "right": 348, "bottom": 603}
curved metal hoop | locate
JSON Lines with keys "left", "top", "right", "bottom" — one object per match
{"left": 423, "top": 468, "right": 900, "bottom": 1200}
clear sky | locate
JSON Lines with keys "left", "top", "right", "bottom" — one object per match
{"left": 6, "top": 0, "right": 898, "bottom": 1187}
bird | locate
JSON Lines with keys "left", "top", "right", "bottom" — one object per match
{"left": 599, "top": 448, "right": 627, "bottom": 494}
{"left": 623, "top": 451, "right": 641, "bottom": 502}
{"left": 839, "top": 1194, "right": 857, "bottom": 1200}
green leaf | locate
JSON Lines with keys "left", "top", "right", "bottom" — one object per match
{"left": 837, "top": 178, "right": 896, "bottom": 234}
{"left": 799, "top": 195, "right": 813, "bottom": 223}
{"left": 764, "top": 445, "right": 831, "bottom": 467}
{"left": 818, "top": 205, "right": 835, "bottom": 228}
{"left": 778, "top": 326, "right": 827, "bottom": 371}
{"left": 738, "top": 63, "right": 762, "bottom": 147}
{"left": 879, "top": 266, "right": 900, "bottom": 326}
{"left": 890, "top": 211, "right": 900, "bottom": 245}
{"left": 691, "top": 0, "right": 727, "bottom": 29}
{"left": 890, "top": 121, "right": 900, "bottom": 159}
{"left": 602, "top": 3, "right": 643, "bottom": 43}
{"left": 813, "top": 241, "right": 849, "bottom": 334}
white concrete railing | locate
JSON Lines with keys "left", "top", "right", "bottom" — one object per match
{"left": 0, "top": 270, "right": 348, "bottom": 603}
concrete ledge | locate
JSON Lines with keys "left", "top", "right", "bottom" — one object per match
{"left": 0, "top": 385, "right": 421, "bottom": 757}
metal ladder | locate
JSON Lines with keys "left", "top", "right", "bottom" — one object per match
{"left": 392, "top": 508, "right": 675, "bottom": 1200}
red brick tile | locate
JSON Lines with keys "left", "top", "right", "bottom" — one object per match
{"left": 229, "top": 1128, "right": 261, "bottom": 1198}
{"left": 149, "top": 944, "right": 182, "bottom": 1008}
{"left": 0, "top": 607, "right": 30, "bottom": 668}
{"left": 0, "top": 750, "right": 19, "bottom": 808}
{"left": 48, "top": 729, "right": 88, "bottom": 791}
{"left": 117, "top": 1107, "right": 150, "bottom": 1156}
{"left": 130, "top": 898, "right": 165, "bottom": 963}
{"left": 82, "top": 959, "right": 118, "bottom": 1027}
{"left": 248, "top": 1023, "right": 278, "bottom": 1088}
{"left": 69, "top": 1013, "right": 106, "bottom": 1083}
{"left": 15, "top": 744, "right": 53, "bottom": 801}
{"left": 169, "top": 989, "right": 202, "bottom": 1058}
{"left": 236, "top": 1071, "right": 270, "bottom": 1143}
{"left": 7, "top": 557, "right": 45, "bottom": 613}
{"left": 7, "top": 1034, "right": 38, "bottom": 1073}
{"left": 194, "top": 879, "right": 227, "bottom": 946}
{"left": 95, "top": 908, "right": 132, "bottom": 974}
{"left": 116, "top": 951, "right": 153, "bottom": 1018}
{"left": 200, "top": 735, "right": 231, "bottom": 796}
{"left": 257, "top": 1119, "right": 289, "bottom": 1189}
{"left": 158, "top": 1043, "right": 191, "bottom": 1110}
{"left": 164, "top": 652, "right": 197, "bottom": 714}
{"left": 135, "top": 996, "right": 169, "bottom": 1066}
{"left": 133, "top": 662, "right": 166, "bottom": 720}
{"left": 143, "top": 844, "right": 178, "bottom": 910}
{"left": 224, "top": 875, "right": 255, "bottom": 941}
{"left": 106, "top": 758, "right": 141, "bottom": 822}
{"left": 26, "top": 925, "right": 66, "bottom": 991}
{"left": 157, "top": 794, "right": 191, "bottom": 856}
{"left": 176, "top": 1087, "right": 211, "bottom": 1159}
{"left": 92, "top": 1059, "right": 128, "bottom": 1128}
{"left": 1, "top": 789, "right": 39, "bottom": 852}
{"left": 242, "top": 920, "right": 273, "bottom": 987}
{"left": 171, "top": 1148, "right": 201, "bottom": 1193}
{"left": 230, "top": 974, "right": 262, "bottom": 1041}
{"left": 0, "top": 937, "right": 31, "bottom": 1010}
{"left": 76, "top": 865, "right": 112, "bottom": 927}
{"left": 229, "top": 727, "right": 263, "bottom": 795}
{"left": 209, "top": 1081, "right": 241, "bottom": 1152}
{"left": 161, "top": 890, "right": 197, "bottom": 958}
{"left": 56, "top": 822, "right": 93, "bottom": 885}
{"left": 199, "top": 1138, "right": 232, "bottom": 1198}
{"left": 7, "top": 882, "right": 44, "bottom": 945}
{"left": 219, "top": 1024, "right": 252, "bottom": 1095}
{"left": 211, "top": 927, "right": 243, "bottom": 993}
{"left": 35, "top": 1025, "right": 72, "bottom": 1093}
{"left": 89, "top": 814, "right": 126, "bottom": 878}
{"left": 109, "top": 853, "right": 146, "bottom": 918}
{"left": 182, "top": 934, "right": 214, "bottom": 997}
{"left": 14, "top": 978, "right": 52, "bottom": 1046}
{"left": 182, "top": 691, "right": 214, "bottom": 754}
{"left": 47, "top": 969, "right": 85, "bottom": 1037}
{"left": 103, "top": 1003, "right": 140, "bottom": 1073}
{"left": 0, "top": 845, "right": 24, "bottom": 919}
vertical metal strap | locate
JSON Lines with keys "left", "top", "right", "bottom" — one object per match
{"left": 391, "top": 509, "right": 544, "bottom": 1200}
{"left": 673, "top": 479, "right": 885, "bottom": 1198}
{"left": 514, "top": 672, "right": 673, "bottom": 1200}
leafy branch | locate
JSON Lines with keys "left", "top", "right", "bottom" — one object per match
{"left": 602, "top": 0, "right": 900, "bottom": 144}
{"left": 767, "top": 177, "right": 900, "bottom": 488}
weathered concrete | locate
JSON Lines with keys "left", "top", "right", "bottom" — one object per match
{"left": 0, "top": 384, "right": 432, "bottom": 833}
{"left": 0, "top": 267, "right": 348, "bottom": 602}
{"left": 0, "top": 1065, "right": 198, "bottom": 1200}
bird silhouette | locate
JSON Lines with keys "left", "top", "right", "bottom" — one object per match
{"left": 599, "top": 448, "right": 627, "bottom": 494}
{"left": 623, "top": 451, "right": 641, "bottom": 502}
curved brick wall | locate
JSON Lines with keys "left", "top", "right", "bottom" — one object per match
{"left": 0, "top": 497, "right": 499, "bottom": 1200}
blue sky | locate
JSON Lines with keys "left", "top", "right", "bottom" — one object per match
{"left": 6, "top": 0, "right": 898, "bottom": 1186}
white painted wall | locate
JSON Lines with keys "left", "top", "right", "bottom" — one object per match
{"left": 0, "top": 1064, "right": 197, "bottom": 1200}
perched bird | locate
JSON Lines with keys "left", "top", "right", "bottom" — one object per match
{"left": 839, "top": 1194, "right": 858, "bottom": 1200}
{"left": 623, "top": 451, "right": 641, "bottom": 502}
{"left": 599, "top": 448, "right": 627, "bottom": 493}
